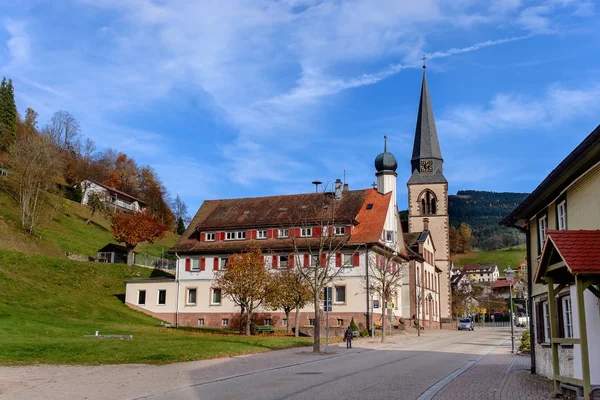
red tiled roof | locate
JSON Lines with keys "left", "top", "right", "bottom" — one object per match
{"left": 491, "top": 279, "right": 511, "bottom": 289}
{"left": 350, "top": 189, "right": 390, "bottom": 244}
{"left": 545, "top": 230, "right": 600, "bottom": 274}
{"left": 463, "top": 264, "right": 480, "bottom": 273}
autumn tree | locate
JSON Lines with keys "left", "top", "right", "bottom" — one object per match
{"left": 111, "top": 210, "right": 168, "bottom": 265}
{"left": 364, "top": 249, "right": 409, "bottom": 342}
{"left": 86, "top": 191, "right": 105, "bottom": 224}
{"left": 0, "top": 77, "right": 17, "bottom": 152}
{"left": 458, "top": 223, "right": 472, "bottom": 253}
{"left": 213, "top": 247, "right": 271, "bottom": 335}
{"left": 266, "top": 268, "right": 313, "bottom": 336}
{"left": 6, "top": 133, "right": 64, "bottom": 234}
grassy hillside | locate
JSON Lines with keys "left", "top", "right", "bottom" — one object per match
{"left": 0, "top": 249, "right": 310, "bottom": 365}
{"left": 0, "top": 184, "right": 178, "bottom": 259}
{"left": 451, "top": 245, "right": 526, "bottom": 273}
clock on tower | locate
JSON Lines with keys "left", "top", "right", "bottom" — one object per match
{"left": 420, "top": 160, "right": 433, "bottom": 173}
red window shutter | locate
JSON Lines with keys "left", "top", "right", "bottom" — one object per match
{"left": 272, "top": 255, "right": 278, "bottom": 269}
{"left": 246, "top": 230, "right": 253, "bottom": 240}
{"left": 295, "top": 228, "right": 301, "bottom": 237}
{"left": 267, "top": 229, "right": 273, "bottom": 239}
{"left": 289, "top": 254, "right": 295, "bottom": 268}
{"left": 353, "top": 252, "right": 360, "bottom": 267}
{"left": 200, "top": 258, "right": 205, "bottom": 271}
{"left": 328, "top": 226, "right": 334, "bottom": 236}
{"left": 336, "top": 253, "right": 342, "bottom": 267}
{"left": 213, "top": 257, "right": 219, "bottom": 271}
{"left": 313, "top": 227, "right": 322, "bottom": 237}
{"left": 345, "top": 225, "right": 352, "bottom": 235}
{"left": 273, "top": 229, "right": 279, "bottom": 239}
{"left": 200, "top": 233, "right": 206, "bottom": 242}
{"left": 185, "top": 258, "right": 191, "bottom": 271}
{"left": 304, "top": 254, "right": 310, "bottom": 267}
{"left": 320, "top": 253, "right": 326, "bottom": 267}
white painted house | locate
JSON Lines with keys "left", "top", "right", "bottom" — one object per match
{"left": 80, "top": 179, "right": 146, "bottom": 213}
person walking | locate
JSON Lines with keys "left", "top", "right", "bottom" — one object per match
{"left": 344, "top": 327, "right": 353, "bottom": 349}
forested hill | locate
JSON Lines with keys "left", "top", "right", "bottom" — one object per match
{"left": 449, "top": 190, "right": 529, "bottom": 251}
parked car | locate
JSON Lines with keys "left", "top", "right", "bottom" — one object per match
{"left": 458, "top": 318, "right": 474, "bottom": 331}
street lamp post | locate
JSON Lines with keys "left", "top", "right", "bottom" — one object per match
{"left": 505, "top": 266, "right": 516, "bottom": 354}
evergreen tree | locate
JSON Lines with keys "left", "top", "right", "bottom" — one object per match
{"left": 0, "top": 77, "right": 17, "bottom": 151}
{"left": 176, "top": 216, "right": 186, "bottom": 235}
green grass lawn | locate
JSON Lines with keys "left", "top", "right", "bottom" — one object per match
{"left": 0, "top": 249, "right": 311, "bottom": 365}
{"left": 0, "top": 186, "right": 178, "bottom": 259}
{"left": 451, "top": 245, "right": 526, "bottom": 273}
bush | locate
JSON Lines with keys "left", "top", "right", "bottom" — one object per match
{"left": 359, "top": 329, "right": 369, "bottom": 337}
{"left": 349, "top": 317, "right": 359, "bottom": 332}
{"left": 519, "top": 330, "right": 531, "bottom": 352}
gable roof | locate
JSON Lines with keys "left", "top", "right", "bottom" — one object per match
{"left": 535, "top": 230, "right": 600, "bottom": 283}
{"left": 501, "top": 124, "right": 600, "bottom": 228}
{"left": 170, "top": 188, "right": 401, "bottom": 254}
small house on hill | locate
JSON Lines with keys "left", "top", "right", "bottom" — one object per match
{"left": 97, "top": 243, "right": 131, "bottom": 264}
{"left": 462, "top": 263, "right": 500, "bottom": 283}
{"left": 80, "top": 179, "right": 147, "bottom": 213}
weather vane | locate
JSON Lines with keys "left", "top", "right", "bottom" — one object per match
{"left": 422, "top": 55, "right": 427, "bottom": 69}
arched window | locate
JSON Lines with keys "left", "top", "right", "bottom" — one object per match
{"left": 419, "top": 190, "right": 437, "bottom": 215}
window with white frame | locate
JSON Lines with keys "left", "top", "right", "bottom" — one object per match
{"left": 236, "top": 231, "right": 246, "bottom": 240}
{"left": 311, "top": 254, "right": 319, "bottom": 267}
{"left": 212, "top": 288, "right": 222, "bottom": 305}
{"left": 386, "top": 230, "right": 394, "bottom": 242}
{"left": 257, "top": 230, "right": 267, "bottom": 239}
{"left": 222, "top": 318, "right": 229, "bottom": 326}
{"left": 309, "top": 318, "right": 315, "bottom": 326}
{"left": 226, "top": 232, "right": 235, "bottom": 240}
{"left": 205, "top": 232, "right": 215, "bottom": 241}
{"left": 279, "top": 255, "right": 289, "bottom": 268}
{"left": 335, "top": 285, "right": 346, "bottom": 303}
{"left": 282, "top": 319, "right": 288, "bottom": 326}
{"left": 138, "top": 290, "right": 146, "bottom": 305}
{"left": 158, "top": 289, "right": 167, "bottom": 305}
{"left": 191, "top": 259, "right": 200, "bottom": 271}
{"left": 337, "top": 319, "right": 344, "bottom": 326}
{"left": 278, "top": 229, "right": 289, "bottom": 238}
{"left": 187, "top": 288, "right": 197, "bottom": 305}
{"left": 538, "top": 215, "right": 548, "bottom": 246}
{"left": 264, "top": 319, "right": 271, "bottom": 326}
{"left": 562, "top": 296, "right": 573, "bottom": 338}
{"left": 542, "top": 301, "right": 550, "bottom": 343}
{"left": 334, "top": 226, "right": 345, "bottom": 236}
{"left": 557, "top": 201, "right": 567, "bottom": 230}
{"left": 220, "top": 257, "right": 228, "bottom": 269}
{"left": 343, "top": 253, "right": 353, "bottom": 267}
{"left": 301, "top": 228, "right": 312, "bottom": 237}
{"left": 198, "top": 318, "right": 205, "bottom": 326}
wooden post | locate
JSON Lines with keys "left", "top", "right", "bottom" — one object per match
{"left": 576, "top": 275, "right": 591, "bottom": 399}
{"left": 547, "top": 278, "right": 560, "bottom": 392}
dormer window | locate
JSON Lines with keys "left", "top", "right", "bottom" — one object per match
{"left": 385, "top": 230, "right": 394, "bottom": 242}
{"left": 278, "top": 229, "right": 289, "bottom": 238}
{"left": 205, "top": 232, "right": 215, "bottom": 241}
{"left": 257, "top": 230, "right": 267, "bottom": 239}
{"left": 300, "top": 228, "right": 312, "bottom": 237}
{"left": 334, "top": 226, "right": 345, "bottom": 236}
{"left": 226, "top": 231, "right": 246, "bottom": 240}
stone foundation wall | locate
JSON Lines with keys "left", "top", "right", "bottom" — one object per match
{"left": 535, "top": 342, "right": 574, "bottom": 380}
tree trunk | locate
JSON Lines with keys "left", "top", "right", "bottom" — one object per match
{"left": 245, "top": 309, "right": 252, "bottom": 336}
{"left": 285, "top": 309, "right": 290, "bottom": 333}
{"left": 313, "top": 294, "right": 320, "bottom": 353}
{"left": 381, "top": 307, "right": 386, "bottom": 343}
{"left": 239, "top": 307, "right": 245, "bottom": 334}
{"left": 294, "top": 304, "right": 300, "bottom": 337}
{"left": 127, "top": 250, "right": 133, "bottom": 266}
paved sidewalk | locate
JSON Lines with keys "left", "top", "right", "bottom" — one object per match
{"left": 431, "top": 343, "right": 554, "bottom": 400}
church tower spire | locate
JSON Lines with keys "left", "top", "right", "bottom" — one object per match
{"left": 409, "top": 65, "right": 446, "bottom": 184}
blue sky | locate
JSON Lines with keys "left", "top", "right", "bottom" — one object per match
{"left": 1, "top": 0, "right": 599, "bottom": 213}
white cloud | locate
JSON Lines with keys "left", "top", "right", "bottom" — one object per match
{"left": 438, "top": 82, "right": 600, "bottom": 137}
{"left": 3, "top": 19, "right": 30, "bottom": 69}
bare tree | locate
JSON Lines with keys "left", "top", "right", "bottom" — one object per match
{"left": 7, "top": 134, "right": 64, "bottom": 234}
{"left": 42, "top": 110, "right": 81, "bottom": 151}
{"left": 288, "top": 183, "right": 354, "bottom": 353}
{"left": 82, "top": 138, "right": 96, "bottom": 161}
{"left": 171, "top": 194, "right": 190, "bottom": 228}
{"left": 364, "top": 249, "right": 409, "bottom": 342}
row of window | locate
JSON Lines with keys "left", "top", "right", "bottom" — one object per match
{"left": 197, "top": 317, "right": 348, "bottom": 328}
{"left": 536, "top": 295, "right": 573, "bottom": 343}
{"left": 202, "top": 226, "right": 348, "bottom": 242}
{"left": 537, "top": 199, "right": 567, "bottom": 250}
{"left": 184, "top": 253, "right": 360, "bottom": 272}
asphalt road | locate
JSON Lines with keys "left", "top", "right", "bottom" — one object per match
{"left": 0, "top": 328, "right": 513, "bottom": 400}
{"left": 137, "top": 328, "right": 510, "bottom": 400}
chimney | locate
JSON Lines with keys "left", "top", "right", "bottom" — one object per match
{"left": 423, "top": 218, "right": 429, "bottom": 231}
{"left": 334, "top": 178, "right": 343, "bottom": 200}
{"left": 343, "top": 183, "right": 349, "bottom": 192}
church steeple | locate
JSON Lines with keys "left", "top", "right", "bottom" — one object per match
{"left": 409, "top": 66, "right": 446, "bottom": 184}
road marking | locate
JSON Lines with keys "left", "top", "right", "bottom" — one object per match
{"left": 415, "top": 344, "right": 500, "bottom": 400}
